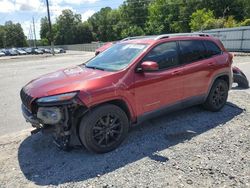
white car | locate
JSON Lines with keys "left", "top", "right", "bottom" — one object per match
{"left": 17, "top": 49, "right": 27, "bottom": 55}
{"left": 0, "top": 51, "right": 5, "bottom": 57}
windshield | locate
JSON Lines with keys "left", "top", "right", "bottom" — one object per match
{"left": 86, "top": 43, "right": 148, "bottom": 71}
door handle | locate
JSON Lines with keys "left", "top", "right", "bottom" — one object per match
{"left": 171, "top": 70, "right": 182, "bottom": 76}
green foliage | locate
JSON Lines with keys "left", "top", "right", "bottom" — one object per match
{"left": 88, "top": 7, "right": 113, "bottom": 41}
{"left": 36, "top": 38, "right": 49, "bottom": 46}
{"left": 47, "top": 9, "right": 93, "bottom": 45}
{"left": 0, "top": 21, "right": 27, "bottom": 48}
{"left": 40, "top": 17, "right": 51, "bottom": 43}
{"left": 121, "top": 25, "right": 145, "bottom": 38}
{"left": 37, "top": 0, "right": 250, "bottom": 45}
{"left": 240, "top": 19, "right": 250, "bottom": 26}
{"left": 190, "top": 9, "right": 239, "bottom": 31}
{"left": 190, "top": 9, "right": 216, "bottom": 31}
{"left": 223, "top": 16, "right": 238, "bottom": 28}
{"left": 0, "top": 25, "right": 6, "bottom": 48}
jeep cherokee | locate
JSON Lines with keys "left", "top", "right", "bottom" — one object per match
{"left": 20, "top": 33, "right": 233, "bottom": 153}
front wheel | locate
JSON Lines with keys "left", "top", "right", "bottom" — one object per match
{"left": 203, "top": 79, "right": 229, "bottom": 112}
{"left": 78, "top": 104, "right": 129, "bottom": 153}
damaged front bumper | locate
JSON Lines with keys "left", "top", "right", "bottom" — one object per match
{"left": 21, "top": 104, "right": 42, "bottom": 129}
{"left": 21, "top": 103, "right": 84, "bottom": 150}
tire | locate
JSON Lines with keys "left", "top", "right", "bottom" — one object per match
{"left": 78, "top": 104, "right": 129, "bottom": 153}
{"left": 233, "top": 73, "right": 249, "bottom": 89}
{"left": 203, "top": 79, "right": 229, "bottom": 112}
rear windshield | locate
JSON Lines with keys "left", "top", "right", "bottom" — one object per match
{"left": 86, "top": 43, "right": 148, "bottom": 71}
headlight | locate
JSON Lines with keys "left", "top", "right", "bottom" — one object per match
{"left": 37, "top": 107, "right": 63, "bottom": 124}
{"left": 37, "top": 92, "right": 77, "bottom": 103}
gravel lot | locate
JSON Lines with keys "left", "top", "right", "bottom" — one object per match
{"left": 0, "top": 52, "right": 249, "bottom": 187}
{"left": 0, "top": 91, "right": 249, "bottom": 187}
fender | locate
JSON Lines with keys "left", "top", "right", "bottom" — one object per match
{"left": 205, "top": 72, "right": 232, "bottom": 100}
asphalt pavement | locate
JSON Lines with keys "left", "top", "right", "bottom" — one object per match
{"left": 0, "top": 51, "right": 94, "bottom": 136}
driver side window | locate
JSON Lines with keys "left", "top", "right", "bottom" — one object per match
{"left": 143, "top": 42, "right": 179, "bottom": 70}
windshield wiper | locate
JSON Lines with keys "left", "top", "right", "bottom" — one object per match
{"left": 85, "top": 65, "right": 105, "bottom": 71}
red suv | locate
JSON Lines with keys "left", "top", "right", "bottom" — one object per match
{"left": 20, "top": 33, "right": 233, "bottom": 153}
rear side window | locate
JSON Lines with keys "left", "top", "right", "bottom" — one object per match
{"left": 203, "top": 40, "right": 222, "bottom": 57}
{"left": 143, "top": 42, "right": 179, "bottom": 70}
{"left": 179, "top": 40, "right": 207, "bottom": 64}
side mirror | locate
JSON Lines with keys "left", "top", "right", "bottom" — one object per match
{"left": 139, "top": 61, "right": 159, "bottom": 72}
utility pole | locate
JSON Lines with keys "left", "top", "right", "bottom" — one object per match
{"left": 29, "top": 24, "right": 33, "bottom": 47}
{"left": 45, "top": 0, "right": 55, "bottom": 55}
{"left": 32, "top": 17, "right": 37, "bottom": 48}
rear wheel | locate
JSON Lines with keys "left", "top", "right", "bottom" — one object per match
{"left": 203, "top": 79, "right": 229, "bottom": 112}
{"left": 78, "top": 104, "right": 129, "bottom": 153}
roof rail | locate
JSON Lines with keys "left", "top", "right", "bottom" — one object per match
{"left": 121, "top": 35, "right": 157, "bottom": 41}
{"left": 155, "top": 33, "right": 211, "bottom": 40}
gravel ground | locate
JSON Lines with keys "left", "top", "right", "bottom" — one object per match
{"left": 0, "top": 90, "right": 249, "bottom": 188}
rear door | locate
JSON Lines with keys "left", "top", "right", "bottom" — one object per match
{"left": 179, "top": 40, "right": 213, "bottom": 100}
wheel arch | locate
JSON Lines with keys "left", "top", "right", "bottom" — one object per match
{"left": 206, "top": 73, "right": 231, "bottom": 99}
{"left": 99, "top": 99, "right": 133, "bottom": 123}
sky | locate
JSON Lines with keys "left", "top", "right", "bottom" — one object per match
{"left": 0, "top": 0, "right": 124, "bottom": 39}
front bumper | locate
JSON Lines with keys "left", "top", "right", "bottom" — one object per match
{"left": 21, "top": 104, "right": 41, "bottom": 128}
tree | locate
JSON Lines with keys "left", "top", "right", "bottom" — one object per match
{"left": 121, "top": 25, "right": 145, "bottom": 38}
{"left": 190, "top": 9, "right": 216, "bottom": 31}
{"left": 54, "top": 9, "right": 82, "bottom": 45}
{"left": 146, "top": 0, "right": 197, "bottom": 34}
{"left": 3, "top": 21, "right": 27, "bottom": 47}
{"left": 0, "top": 25, "right": 6, "bottom": 48}
{"left": 40, "top": 17, "right": 51, "bottom": 43}
{"left": 120, "top": 0, "right": 150, "bottom": 29}
{"left": 88, "top": 7, "right": 113, "bottom": 41}
{"left": 74, "top": 22, "right": 93, "bottom": 43}
{"left": 240, "top": 19, "right": 250, "bottom": 26}
{"left": 223, "top": 16, "right": 238, "bottom": 28}
{"left": 199, "top": 0, "right": 245, "bottom": 21}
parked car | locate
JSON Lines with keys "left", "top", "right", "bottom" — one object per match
{"left": 3, "top": 49, "right": 18, "bottom": 56}
{"left": 44, "top": 48, "right": 52, "bottom": 53}
{"left": 16, "top": 49, "right": 27, "bottom": 55}
{"left": 20, "top": 33, "right": 233, "bottom": 153}
{"left": 0, "top": 50, "right": 5, "bottom": 57}
{"left": 23, "top": 48, "right": 33, "bottom": 54}
{"left": 54, "top": 48, "right": 66, "bottom": 54}
{"left": 32, "top": 48, "right": 43, "bottom": 55}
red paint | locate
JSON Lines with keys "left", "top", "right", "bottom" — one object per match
{"left": 23, "top": 35, "right": 233, "bottom": 123}
{"left": 141, "top": 61, "right": 159, "bottom": 71}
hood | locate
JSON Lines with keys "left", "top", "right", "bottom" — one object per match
{"left": 23, "top": 65, "right": 113, "bottom": 98}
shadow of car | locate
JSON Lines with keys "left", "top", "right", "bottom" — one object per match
{"left": 18, "top": 102, "right": 243, "bottom": 186}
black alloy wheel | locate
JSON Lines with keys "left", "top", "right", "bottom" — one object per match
{"left": 203, "top": 79, "right": 229, "bottom": 112}
{"left": 79, "top": 104, "right": 129, "bottom": 153}
{"left": 92, "top": 113, "right": 123, "bottom": 148}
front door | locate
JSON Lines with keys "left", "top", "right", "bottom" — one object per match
{"left": 133, "top": 41, "right": 184, "bottom": 116}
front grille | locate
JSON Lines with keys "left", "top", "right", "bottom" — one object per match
{"left": 20, "top": 88, "right": 33, "bottom": 110}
